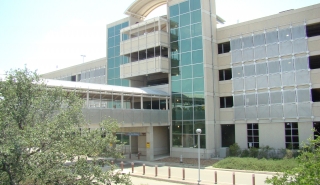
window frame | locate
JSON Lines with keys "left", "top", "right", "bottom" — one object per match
{"left": 247, "top": 123, "right": 259, "bottom": 148}
{"left": 285, "top": 122, "right": 299, "bottom": 149}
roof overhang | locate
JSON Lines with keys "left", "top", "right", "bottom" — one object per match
{"left": 44, "top": 79, "right": 169, "bottom": 96}
{"left": 125, "top": 0, "right": 167, "bottom": 20}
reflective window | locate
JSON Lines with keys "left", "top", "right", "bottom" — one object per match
{"left": 181, "top": 39, "right": 191, "bottom": 52}
{"left": 180, "top": 13, "right": 190, "bottom": 27}
{"left": 183, "top": 121, "right": 194, "bottom": 134}
{"left": 171, "top": 68, "right": 181, "bottom": 80}
{"left": 109, "top": 37, "right": 115, "bottom": 47}
{"left": 181, "top": 52, "right": 191, "bottom": 66}
{"left": 192, "top": 36, "right": 202, "bottom": 50}
{"left": 191, "top": 23, "right": 202, "bottom": 37}
{"left": 191, "top": 10, "right": 201, "bottom": 24}
{"left": 179, "top": 1, "right": 190, "bottom": 14}
{"left": 172, "top": 80, "right": 181, "bottom": 93}
{"left": 182, "top": 79, "right": 192, "bottom": 92}
{"left": 107, "top": 69, "right": 114, "bottom": 79}
{"left": 190, "top": 0, "right": 201, "bottom": 11}
{"left": 170, "top": 16, "right": 179, "bottom": 29}
{"left": 170, "top": 0, "right": 205, "bottom": 148}
{"left": 108, "top": 47, "right": 114, "bottom": 58}
{"left": 170, "top": 28, "right": 179, "bottom": 42}
{"left": 180, "top": 26, "right": 191, "bottom": 39}
{"left": 181, "top": 65, "right": 192, "bottom": 79}
{"left": 170, "top": 4, "right": 179, "bottom": 17}
{"left": 193, "top": 63, "right": 203, "bottom": 77}
{"left": 108, "top": 58, "right": 114, "bottom": 68}
{"left": 107, "top": 22, "right": 129, "bottom": 86}
{"left": 192, "top": 50, "right": 203, "bottom": 64}
{"left": 108, "top": 27, "right": 114, "bottom": 38}
{"left": 193, "top": 78, "right": 204, "bottom": 91}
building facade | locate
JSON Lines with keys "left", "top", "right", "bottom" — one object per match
{"left": 43, "top": 0, "right": 320, "bottom": 160}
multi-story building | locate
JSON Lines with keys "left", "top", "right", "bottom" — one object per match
{"left": 43, "top": 0, "right": 320, "bottom": 160}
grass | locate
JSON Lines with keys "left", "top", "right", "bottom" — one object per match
{"left": 213, "top": 157, "right": 298, "bottom": 172}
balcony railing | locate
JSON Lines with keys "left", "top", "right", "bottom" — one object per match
{"left": 120, "top": 56, "right": 169, "bottom": 79}
{"left": 83, "top": 108, "right": 170, "bottom": 126}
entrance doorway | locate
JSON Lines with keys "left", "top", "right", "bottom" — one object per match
{"left": 131, "top": 136, "right": 138, "bottom": 154}
{"left": 221, "top": 124, "right": 235, "bottom": 147}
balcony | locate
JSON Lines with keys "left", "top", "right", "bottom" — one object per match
{"left": 120, "top": 56, "right": 169, "bottom": 79}
{"left": 120, "top": 16, "right": 169, "bottom": 56}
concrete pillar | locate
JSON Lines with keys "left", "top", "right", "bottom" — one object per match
{"left": 146, "top": 126, "right": 154, "bottom": 161}
{"left": 166, "top": 98, "right": 168, "bottom": 110}
{"left": 121, "top": 94, "right": 124, "bottom": 109}
{"left": 141, "top": 96, "right": 143, "bottom": 109}
{"left": 86, "top": 91, "right": 89, "bottom": 108}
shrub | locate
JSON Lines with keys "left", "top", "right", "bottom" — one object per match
{"left": 213, "top": 157, "right": 298, "bottom": 172}
{"left": 258, "top": 145, "right": 272, "bottom": 159}
{"left": 229, "top": 143, "right": 241, "bottom": 157}
{"left": 249, "top": 147, "right": 259, "bottom": 158}
{"left": 240, "top": 149, "right": 250, "bottom": 157}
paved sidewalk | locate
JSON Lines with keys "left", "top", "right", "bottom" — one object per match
{"left": 115, "top": 160, "right": 277, "bottom": 185}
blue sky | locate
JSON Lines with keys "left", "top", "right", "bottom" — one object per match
{"left": 0, "top": 0, "right": 319, "bottom": 76}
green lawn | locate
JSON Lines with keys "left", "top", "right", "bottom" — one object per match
{"left": 213, "top": 157, "right": 298, "bottom": 172}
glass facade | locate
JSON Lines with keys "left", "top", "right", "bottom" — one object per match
{"left": 170, "top": 0, "right": 205, "bottom": 148}
{"left": 107, "top": 22, "right": 130, "bottom": 86}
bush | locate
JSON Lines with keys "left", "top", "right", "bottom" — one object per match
{"left": 213, "top": 157, "right": 298, "bottom": 172}
{"left": 229, "top": 143, "right": 241, "bottom": 157}
{"left": 240, "top": 149, "right": 250, "bottom": 157}
{"left": 266, "top": 136, "right": 320, "bottom": 184}
{"left": 258, "top": 145, "right": 272, "bottom": 159}
{"left": 249, "top": 147, "right": 259, "bottom": 158}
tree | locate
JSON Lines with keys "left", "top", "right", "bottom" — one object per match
{"left": 265, "top": 135, "right": 320, "bottom": 185}
{"left": 0, "top": 68, "right": 132, "bottom": 185}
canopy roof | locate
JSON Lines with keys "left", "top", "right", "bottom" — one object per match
{"left": 125, "top": 0, "right": 167, "bottom": 19}
{"left": 44, "top": 79, "right": 169, "bottom": 96}
{"left": 125, "top": 0, "right": 225, "bottom": 24}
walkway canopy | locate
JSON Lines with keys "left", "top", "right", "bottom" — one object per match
{"left": 44, "top": 79, "right": 169, "bottom": 97}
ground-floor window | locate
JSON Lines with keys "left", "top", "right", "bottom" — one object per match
{"left": 172, "top": 120, "right": 206, "bottom": 148}
{"left": 116, "top": 133, "right": 130, "bottom": 145}
{"left": 247, "top": 123, "right": 259, "bottom": 148}
{"left": 221, "top": 124, "right": 235, "bottom": 147}
{"left": 285, "top": 122, "right": 299, "bottom": 149}
{"left": 314, "top": 122, "right": 320, "bottom": 139}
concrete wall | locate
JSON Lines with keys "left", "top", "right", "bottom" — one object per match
{"left": 138, "top": 135, "right": 146, "bottom": 155}
{"left": 153, "top": 126, "right": 169, "bottom": 155}
{"left": 259, "top": 123, "right": 285, "bottom": 149}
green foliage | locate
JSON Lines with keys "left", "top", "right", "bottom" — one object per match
{"left": 249, "top": 147, "right": 259, "bottom": 158}
{"left": 265, "top": 136, "right": 320, "bottom": 185}
{"left": 0, "top": 68, "right": 132, "bottom": 185}
{"left": 229, "top": 143, "right": 241, "bottom": 157}
{"left": 213, "top": 157, "right": 298, "bottom": 172}
{"left": 240, "top": 149, "right": 250, "bottom": 157}
{"left": 258, "top": 145, "right": 272, "bottom": 159}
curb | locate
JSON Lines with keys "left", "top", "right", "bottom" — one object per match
{"left": 130, "top": 173, "right": 213, "bottom": 185}
{"left": 205, "top": 167, "right": 280, "bottom": 175}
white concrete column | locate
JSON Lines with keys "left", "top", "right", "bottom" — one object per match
{"left": 86, "top": 91, "right": 89, "bottom": 108}
{"left": 121, "top": 94, "right": 124, "bottom": 109}
{"left": 141, "top": 96, "right": 143, "bottom": 109}
{"left": 166, "top": 98, "right": 168, "bottom": 110}
{"left": 146, "top": 126, "right": 154, "bottom": 161}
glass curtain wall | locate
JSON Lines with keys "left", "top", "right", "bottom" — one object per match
{"left": 170, "top": 0, "right": 205, "bottom": 148}
{"left": 107, "top": 22, "right": 130, "bottom": 86}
